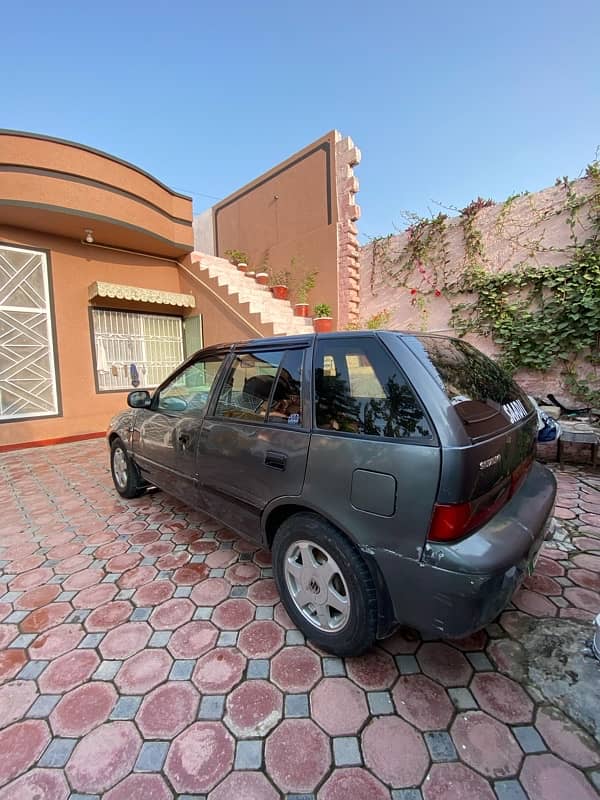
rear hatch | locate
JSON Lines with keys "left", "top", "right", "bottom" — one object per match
{"left": 403, "top": 335, "right": 537, "bottom": 542}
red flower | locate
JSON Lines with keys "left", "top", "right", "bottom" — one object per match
{"left": 435, "top": 289, "right": 441, "bottom": 297}
{"left": 410, "top": 288, "right": 417, "bottom": 295}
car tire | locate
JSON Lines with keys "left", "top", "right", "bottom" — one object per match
{"left": 110, "top": 438, "right": 145, "bottom": 499}
{"left": 272, "top": 512, "right": 377, "bottom": 656}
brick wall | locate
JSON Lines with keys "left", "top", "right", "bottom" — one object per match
{"left": 335, "top": 134, "right": 362, "bottom": 327}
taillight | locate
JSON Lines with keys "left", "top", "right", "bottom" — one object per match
{"left": 428, "top": 485, "right": 511, "bottom": 543}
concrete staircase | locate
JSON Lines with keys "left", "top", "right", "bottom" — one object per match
{"left": 189, "top": 252, "right": 315, "bottom": 336}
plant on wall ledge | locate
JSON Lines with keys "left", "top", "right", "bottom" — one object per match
{"left": 313, "top": 303, "right": 333, "bottom": 333}
{"left": 269, "top": 269, "right": 291, "bottom": 300}
{"left": 224, "top": 249, "right": 249, "bottom": 267}
{"left": 293, "top": 270, "right": 318, "bottom": 316}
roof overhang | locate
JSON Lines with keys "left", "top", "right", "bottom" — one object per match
{"left": 89, "top": 281, "right": 196, "bottom": 308}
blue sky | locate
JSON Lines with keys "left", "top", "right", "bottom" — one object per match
{"left": 2, "top": 0, "right": 599, "bottom": 240}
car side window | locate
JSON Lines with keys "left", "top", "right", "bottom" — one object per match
{"left": 266, "top": 349, "right": 304, "bottom": 426}
{"left": 215, "top": 350, "right": 283, "bottom": 422}
{"left": 314, "top": 338, "right": 431, "bottom": 439}
{"left": 156, "top": 356, "right": 225, "bottom": 414}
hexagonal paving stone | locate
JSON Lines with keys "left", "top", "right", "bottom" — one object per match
{"left": 237, "top": 620, "right": 285, "bottom": 659}
{"left": 225, "top": 679, "right": 282, "bottom": 736}
{"left": 205, "top": 548, "right": 238, "bottom": 569}
{"left": 50, "top": 681, "right": 117, "bottom": 736}
{"left": 487, "top": 638, "right": 527, "bottom": 682}
{"left": 104, "top": 773, "right": 173, "bottom": 800}
{"left": 156, "top": 551, "right": 190, "bottom": 570}
{"left": 212, "top": 598, "right": 255, "bottom": 629}
{"left": 451, "top": 711, "right": 521, "bottom": 778}
{"left": 392, "top": 674, "right": 454, "bottom": 730}
{"left": 191, "top": 577, "right": 230, "bottom": 606}
{"left": 117, "top": 565, "right": 158, "bottom": 590}
{"left": 569, "top": 568, "right": 600, "bottom": 591}
{"left": 520, "top": 753, "right": 599, "bottom": 800}
{"left": 149, "top": 598, "right": 195, "bottom": 630}
{"left": 132, "top": 580, "right": 175, "bottom": 607}
{"left": 106, "top": 553, "right": 143, "bottom": 573}
{"left": 71, "top": 583, "right": 118, "bottom": 609}
{"left": 513, "top": 589, "right": 559, "bottom": 617}
{"left": 192, "top": 647, "right": 246, "bottom": 694}
{"left": 37, "top": 648, "right": 99, "bottom": 694}
{"left": 173, "top": 563, "right": 209, "bottom": 585}
{"left": 65, "top": 721, "right": 141, "bottom": 794}
{"left": 114, "top": 649, "right": 172, "bottom": 694}
{"left": 84, "top": 600, "right": 133, "bottom": 631}
{"left": 363, "top": 716, "right": 428, "bottom": 788}
{"left": 270, "top": 646, "right": 322, "bottom": 692}
{"left": 422, "top": 762, "right": 496, "bottom": 800}
{"left": 346, "top": 648, "right": 398, "bottom": 690}
{"left": 13, "top": 584, "right": 60, "bottom": 610}
{"left": 0, "top": 719, "right": 50, "bottom": 786}
{"left": 167, "top": 620, "right": 218, "bottom": 659}
{"left": 417, "top": 643, "right": 473, "bottom": 687}
{"left": 165, "top": 721, "right": 234, "bottom": 793}
{"left": 564, "top": 587, "right": 600, "bottom": 612}
{"left": 99, "top": 622, "right": 152, "bottom": 659}
{"left": 20, "top": 603, "right": 72, "bottom": 634}
{"left": 317, "top": 768, "right": 393, "bottom": 800}
{"left": 448, "top": 629, "right": 488, "bottom": 651}
{"left": 0, "top": 768, "right": 70, "bottom": 800}
{"left": 535, "top": 707, "right": 600, "bottom": 768}
{"left": 62, "top": 568, "right": 104, "bottom": 591}
{"left": 265, "top": 719, "right": 331, "bottom": 793}
{"left": 0, "top": 625, "right": 18, "bottom": 648}
{"left": 0, "top": 650, "right": 28, "bottom": 685}
{"left": 28, "top": 624, "right": 84, "bottom": 660}
{"left": 0, "top": 680, "right": 38, "bottom": 727}
{"left": 311, "top": 678, "right": 369, "bottom": 736}
{"left": 247, "top": 578, "right": 280, "bottom": 605}
{"left": 470, "top": 672, "right": 534, "bottom": 724}
{"left": 225, "top": 562, "right": 261, "bottom": 585}
{"left": 136, "top": 681, "right": 199, "bottom": 738}
{"left": 208, "top": 771, "right": 279, "bottom": 800}
{"left": 10, "top": 567, "right": 54, "bottom": 592}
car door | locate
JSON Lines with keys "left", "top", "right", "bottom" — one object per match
{"left": 197, "top": 342, "right": 311, "bottom": 541}
{"left": 133, "top": 351, "right": 228, "bottom": 502}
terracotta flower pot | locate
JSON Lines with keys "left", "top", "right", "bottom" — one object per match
{"left": 294, "top": 303, "right": 310, "bottom": 317}
{"left": 256, "top": 272, "right": 269, "bottom": 285}
{"left": 236, "top": 262, "right": 247, "bottom": 272}
{"left": 271, "top": 285, "right": 289, "bottom": 300}
{"left": 314, "top": 316, "right": 333, "bottom": 333}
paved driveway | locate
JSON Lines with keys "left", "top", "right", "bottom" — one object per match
{"left": 0, "top": 440, "right": 599, "bottom": 800}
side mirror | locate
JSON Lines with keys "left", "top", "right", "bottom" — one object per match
{"left": 127, "top": 390, "right": 152, "bottom": 409}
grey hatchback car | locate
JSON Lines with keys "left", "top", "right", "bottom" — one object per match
{"left": 108, "top": 331, "right": 556, "bottom": 656}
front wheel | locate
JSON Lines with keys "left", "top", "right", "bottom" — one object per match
{"left": 110, "top": 439, "right": 145, "bottom": 498}
{"left": 272, "top": 512, "right": 378, "bottom": 656}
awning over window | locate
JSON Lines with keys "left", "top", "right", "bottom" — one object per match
{"left": 88, "top": 281, "right": 196, "bottom": 308}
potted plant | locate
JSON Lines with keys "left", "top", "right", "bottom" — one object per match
{"left": 255, "top": 250, "right": 270, "bottom": 285}
{"left": 313, "top": 303, "right": 333, "bottom": 333}
{"left": 224, "top": 249, "right": 249, "bottom": 272}
{"left": 269, "top": 270, "right": 291, "bottom": 301}
{"left": 293, "top": 270, "right": 317, "bottom": 316}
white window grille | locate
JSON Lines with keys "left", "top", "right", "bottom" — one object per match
{"left": 0, "top": 245, "right": 59, "bottom": 420}
{"left": 91, "top": 308, "right": 184, "bottom": 392}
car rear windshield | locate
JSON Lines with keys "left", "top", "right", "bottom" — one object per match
{"left": 403, "top": 335, "right": 533, "bottom": 434}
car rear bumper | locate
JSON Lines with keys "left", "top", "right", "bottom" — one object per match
{"left": 370, "top": 461, "right": 557, "bottom": 639}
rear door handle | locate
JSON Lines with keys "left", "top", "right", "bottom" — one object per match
{"left": 265, "top": 450, "right": 287, "bottom": 470}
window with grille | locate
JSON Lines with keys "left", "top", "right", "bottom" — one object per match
{"left": 91, "top": 308, "right": 184, "bottom": 392}
{"left": 0, "top": 245, "right": 59, "bottom": 420}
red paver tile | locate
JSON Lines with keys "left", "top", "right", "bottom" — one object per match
{"left": 212, "top": 598, "right": 255, "bottom": 629}
{"left": 0, "top": 681, "right": 38, "bottom": 727}
{"left": 487, "top": 638, "right": 525, "bottom": 677}
{"left": 164, "top": 721, "right": 234, "bottom": 793}
{"left": 448, "top": 629, "right": 488, "bottom": 651}
{"left": 346, "top": 648, "right": 397, "bottom": 690}
{"left": 523, "top": 573, "right": 562, "bottom": 595}
{"left": 254, "top": 549, "right": 272, "bottom": 567}
{"left": 156, "top": 551, "right": 190, "bottom": 570}
{"left": 417, "top": 642, "right": 473, "bottom": 686}
{"left": 247, "top": 579, "right": 280, "bottom": 605}
{"left": 117, "top": 565, "right": 157, "bottom": 590}
{"left": 28, "top": 624, "right": 84, "bottom": 660}
{"left": 7, "top": 554, "right": 45, "bottom": 574}
{"left": 71, "top": 582, "right": 118, "bottom": 609}
{"left": 104, "top": 773, "right": 172, "bottom": 800}
{"left": 99, "top": 622, "right": 152, "bottom": 659}
{"left": 50, "top": 681, "right": 117, "bottom": 736}
{"left": 392, "top": 674, "right": 454, "bottom": 730}
{"left": 318, "top": 768, "right": 390, "bottom": 800}
{"left": 541, "top": 546, "right": 567, "bottom": 561}
{"left": 204, "top": 549, "right": 237, "bottom": 569}
{"left": 225, "top": 562, "right": 260, "bottom": 585}
{"left": 85, "top": 600, "right": 133, "bottom": 631}
{"left": 362, "top": 716, "right": 428, "bottom": 787}
{"left": 168, "top": 620, "right": 218, "bottom": 659}
{"left": 141, "top": 540, "right": 173, "bottom": 558}
{"left": 499, "top": 610, "right": 532, "bottom": 637}
{"left": 570, "top": 568, "right": 600, "bottom": 591}
{"left": 233, "top": 538, "right": 259, "bottom": 554}
{"left": 311, "top": 678, "right": 369, "bottom": 736}
{"left": 38, "top": 649, "right": 99, "bottom": 693}
{"left": 62, "top": 568, "right": 104, "bottom": 591}
{"left": 237, "top": 620, "right": 285, "bottom": 659}
{"left": 512, "top": 589, "right": 558, "bottom": 617}
{"left": 0, "top": 604, "right": 10, "bottom": 623}
{"left": 13, "top": 584, "right": 60, "bottom": 611}
{"left": 270, "top": 646, "right": 322, "bottom": 692}
{"left": 190, "top": 577, "right": 230, "bottom": 606}
{"left": 225, "top": 679, "right": 282, "bottom": 736}
{"left": 192, "top": 647, "right": 246, "bottom": 693}
{"left": 21, "top": 602, "right": 72, "bottom": 633}
{"left": 520, "top": 753, "right": 599, "bottom": 800}
{"left": 136, "top": 681, "right": 199, "bottom": 738}
{"left": 560, "top": 607, "right": 595, "bottom": 621}
{"left": 273, "top": 602, "right": 295, "bottom": 630}
{"left": 0, "top": 625, "right": 18, "bottom": 649}
{"left": 106, "top": 553, "right": 142, "bottom": 573}
{"left": 173, "top": 563, "right": 210, "bottom": 585}
{"left": 172, "top": 529, "right": 198, "bottom": 545}
{"left": 9, "top": 566, "right": 54, "bottom": 591}
{"left": 115, "top": 649, "right": 172, "bottom": 694}
{"left": 580, "top": 513, "right": 600, "bottom": 527}
{"left": 380, "top": 627, "right": 421, "bottom": 655}
{"left": 65, "top": 721, "right": 141, "bottom": 794}
{"left": 535, "top": 557, "right": 565, "bottom": 577}
{"left": 535, "top": 707, "right": 600, "bottom": 768}
{"left": 470, "top": 672, "right": 534, "bottom": 724}
{"left": 55, "top": 554, "right": 93, "bottom": 573}
{"left": 554, "top": 507, "right": 576, "bottom": 520}
{"left": 131, "top": 579, "right": 175, "bottom": 607}
{"left": 149, "top": 598, "right": 194, "bottom": 630}
{"left": 0, "top": 719, "right": 50, "bottom": 786}
{"left": 451, "top": 711, "right": 521, "bottom": 778}
{"left": 209, "top": 771, "right": 279, "bottom": 800}
{"left": 130, "top": 530, "right": 160, "bottom": 545}
{"left": 265, "top": 719, "right": 330, "bottom": 793}
{"left": 0, "top": 651, "right": 28, "bottom": 685}
{"left": 563, "top": 587, "right": 600, "bottom": 612}
{"left": 0, "top": 768, "right": 69, "bottom": 800}
{"left": 574, "top": 536, "right": 600, "bottom": 551}
{"left": 94, "top": 541, "right": 129, "bottom": 560}
{"left": 422, "top": 762, "right": 495, "bottom": 800}
{"left": 573, "top": 553, "right": 600, "bottom": 571}
{"left": 189, "top": 539, "right": 218, "bottom": 556}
